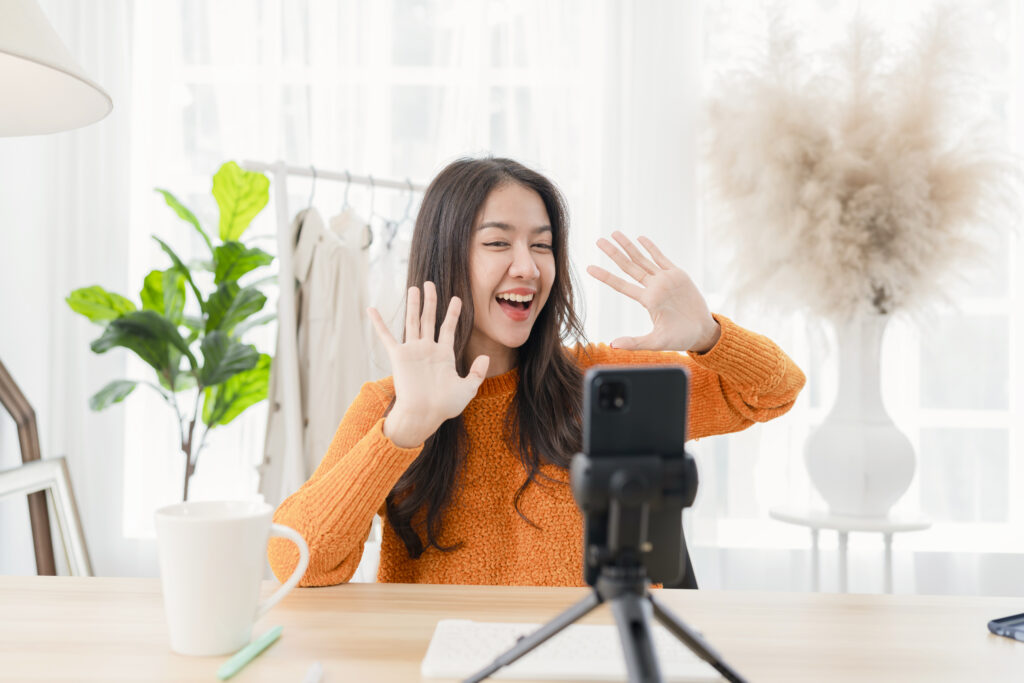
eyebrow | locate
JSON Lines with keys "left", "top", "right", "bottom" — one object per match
{"left": 477, "top": 221, "right": 552, "bottom": 234}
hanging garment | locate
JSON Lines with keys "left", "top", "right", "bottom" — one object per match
{"left": 260, "top": 207, "right": 375, "bottom": 506}
{"left": 365, "top": 219, "right": 412, "bottom": 377}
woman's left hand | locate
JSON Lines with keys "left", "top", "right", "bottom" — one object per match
{"left": 586, "top": 231, "right": 721, "bottom": 353}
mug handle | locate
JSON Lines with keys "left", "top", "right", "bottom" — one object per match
{"left": 256, "top": 523, "right": 310, "bottom": 620}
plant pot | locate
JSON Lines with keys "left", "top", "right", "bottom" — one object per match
{"left": 804, "top": 313, "right": 915, "bottom": 518}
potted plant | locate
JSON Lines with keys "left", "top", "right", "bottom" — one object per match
{"left": 67, "top": 161, "right": 275, "bottom": 500}
{"left": 704, "top": 10, "right": 1019, "bottom": 517}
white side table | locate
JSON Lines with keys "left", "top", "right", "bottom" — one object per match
{"left": 769, "top": 507, "right": 931, "bottom": 593}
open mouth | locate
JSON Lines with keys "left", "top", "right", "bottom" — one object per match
{"left": 495, "top": 293, "right": 534, "bottom": 320}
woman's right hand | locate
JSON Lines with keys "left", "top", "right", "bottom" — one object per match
{"left": 367, "top": 281, "right": 489, "bottom": 448}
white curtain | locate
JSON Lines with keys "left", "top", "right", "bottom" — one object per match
{"left": 0, "top": 0, "right": 152, "bottom": 575}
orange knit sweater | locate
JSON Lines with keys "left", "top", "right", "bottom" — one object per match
{"left": 269, "top": 314, "right": 805, "bottom": 587}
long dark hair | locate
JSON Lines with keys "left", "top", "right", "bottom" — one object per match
{"left": 385, "top": 157, "right": 588, "bottom": 558}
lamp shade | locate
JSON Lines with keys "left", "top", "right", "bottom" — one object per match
{"left": 0, "top": 0, "right": 113, "bottom": 136}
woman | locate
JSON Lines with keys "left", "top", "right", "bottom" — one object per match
{"left": 269, "top": 157, "right": 805, "bottom": 588}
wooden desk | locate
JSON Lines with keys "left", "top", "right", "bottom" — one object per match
{"left": 1, "top": 576, "right": 1021, "bottom": 682}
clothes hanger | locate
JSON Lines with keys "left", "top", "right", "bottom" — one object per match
{"left": 359, "top": 173, "right": 373, "bottom": 250}
{"left": 336, "top": 169, "right": 373, "bottom": 250}
{"left": 360, "top": 175, "right": 386, "bottom": 252}
{"left": 387, "top": 178, "right": 415, "bottom": 250}
{"left": 306, "top": 164, "right": 317, "bottom": 211}
{"left": 295, "top": 164, "right": 317, "bottom": 239}
{"left": 370, "top": 175, "right": 402, "bottom": 252}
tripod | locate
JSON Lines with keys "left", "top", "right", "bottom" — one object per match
{"left": 464, "top": 559, "right": 746, "bottom": 683}
{"left": 465, "top": 448, "right": 749, "bottom": 683}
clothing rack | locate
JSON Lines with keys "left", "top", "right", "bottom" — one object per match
{"left": 241, "top": 159, "right": 427, "bottom": 502}
{"left": 241, "top": 160, "right": 429, "bottom": 193}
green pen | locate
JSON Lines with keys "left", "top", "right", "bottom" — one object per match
{"left": 216, "top": 626, "right": 283, "bottom": 680}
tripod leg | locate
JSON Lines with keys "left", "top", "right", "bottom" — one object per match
{"left": 463, "top": 589, "right": 603, "bottom": 683}
{"left": 607, "top": 591, "right": 662, "bottom": 683}
{"left": 648, "top": 594, "right": 748, "bottom": 683}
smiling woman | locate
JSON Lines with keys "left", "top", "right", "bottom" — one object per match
{"left": 267, "top": 157, "right": 806, "bottom": 588}
{"left": 467, "top": 184, "right": 556, "bottom": 375}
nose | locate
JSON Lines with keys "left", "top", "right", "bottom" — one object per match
{"left": 508, "top": 242, "right": 540, "bottom": 280}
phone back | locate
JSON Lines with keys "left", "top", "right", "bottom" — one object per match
{"left": 578, "top": 365, "right": 692, "bottom": 585}
{"left": 583, "top": 366, "right": 689, "bottom": 457}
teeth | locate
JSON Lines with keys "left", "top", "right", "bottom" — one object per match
{"left": 497, "top": 292, "right": 534, "bottom": 303}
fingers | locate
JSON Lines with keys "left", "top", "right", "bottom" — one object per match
{"left": 611, "top": 231, "right": 659, "bottom": 276}
{"left": 367, "top": 307, "right": 398, "bottom": 350}
{"left": 597, "top": 237, "right": 649, "bottom": 284}
{"left": 437, "top": 296, "right": 462, "bottom": 348}
{"left": 405, "top": 286, "right": 420, "bottom": 341}
{"left": 421, "top": 281, "right": 438, "bottom": 341}
{"left": 465, "top": 354, "right": 490, "bottom": 381}
{"left": 611, "top": 332, "right": 658, "bottom": 351}
{"left": 404, "top": 284, "right": 461, "bottom": 346}
{"left": 586, "top": 264, "right": 644, "bottom": 302}
{"left": 637, "top": 235, "right": 675, "bottom": 270}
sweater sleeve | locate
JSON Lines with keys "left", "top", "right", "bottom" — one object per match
{"left": 576, "top": 313, "right": 805, "bottom": 440}
{"left": 268, "top": 380, "right": 423, "bottom": 586}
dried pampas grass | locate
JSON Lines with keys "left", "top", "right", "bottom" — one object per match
{"left": 705, "top": 8, "right": 1020, "bottom": 322}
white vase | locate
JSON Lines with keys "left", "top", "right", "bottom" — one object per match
{"left": 804, "top": 314, "right": 916, "bottom": 518}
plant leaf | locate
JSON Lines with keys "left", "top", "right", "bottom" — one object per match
{"left": 140, "top": 270, "right": 163, "bottom": 312}
{"left": 199, "top": 331, "right": 259, "bottom": 387}
{"left": 202, "top": 354, "right": 271, "bottom": 427}
{"left": 157, "top": 359, "right": 197, "bottom": 393}
{"left": 140, "top": 269, "right": 186, "bottom": 323}
{"left": 213, "top": 241, "right": 274, "bottom": 284}
{"left": 91, "top": 310, "right": 197, "bottom": 373}
{"left": 163, "top": 270, "right": 187, "bottom": 322}
{"left": 205, "top": 282, "right": 238, "bottom": 332}
{"left": 221, "top": 287, "right": 267, "bottom": 335}
{"left": 91, "top": 318, "right": 168, "bottom": 373}
{"left": 152, "top": 236, "right": 205, "bottom": 314}
{"left": 155, "top": 188, "right": 214, "bottom": 253}
{"left": 66, "top": 286, "right": 136, "bottom": 323}
{"left": 205, "top": 284, "right": 266, "bottom": 335}
{"left": 89, "top": 379, "right": 138, "bottom": 410}
{"left": 212, "top": 161, "right": 270, "bottom": 241}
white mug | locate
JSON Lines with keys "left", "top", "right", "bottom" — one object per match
{"left": 154, "top": 500, "right": 309, "bottom": 656}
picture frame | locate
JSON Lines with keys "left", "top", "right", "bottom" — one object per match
{"left": 0, "top": 456, "right": 92, "bottom": 576}
{"left": 0, "top": 358, "right": 57, "bottom": 574}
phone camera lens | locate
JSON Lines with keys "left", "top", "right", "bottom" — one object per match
{"left": 598, "top": 380, "right": 628, "bottom": 412}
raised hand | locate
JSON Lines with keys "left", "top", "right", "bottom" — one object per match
{"left": 586, "top": 232, "right": 721, "bottom": 353}
{"left": 367, "top": 281, "right": 490, "bottom": 448}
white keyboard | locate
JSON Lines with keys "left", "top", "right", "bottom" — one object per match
{"left": 420, "top": 619, "right": 723, "bottom": 681}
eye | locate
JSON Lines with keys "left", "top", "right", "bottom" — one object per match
{"left": 483, "top": 241, "right": 509, "bottom": 248}
{"left": 533, "top": 243, "right": 553, "bottom": 251}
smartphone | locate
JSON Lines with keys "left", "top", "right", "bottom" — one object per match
{"left": 988, "top": 613, "right": 1024, "bottom": 641}
{"left": 583, "top": 365, "right": 689, "bottom": 456}
{"left": 577, "top": 366, "right": 694, "bottom": 586}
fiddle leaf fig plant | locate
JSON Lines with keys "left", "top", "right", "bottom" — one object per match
{"left": 67, "top": 161, "right": 275, "bottom": 500}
